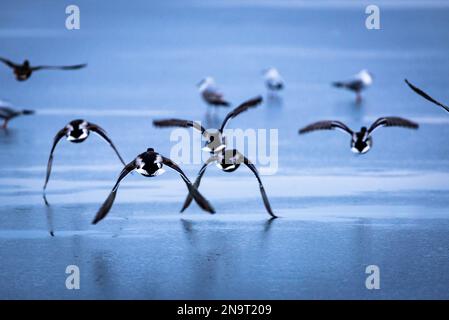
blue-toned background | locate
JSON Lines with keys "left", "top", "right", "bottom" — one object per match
{"left": 1, "top": 0, "right": 449, "bottom": 299}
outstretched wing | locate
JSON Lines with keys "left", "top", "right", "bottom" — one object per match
{"left": 161, "top": 156, "right": 215, "bottom": 214}
{"left": 31, "top": 63, "right": 87, "bottom": 71}
{"left": 299, "top": 120, "right": 353, "bottom": 135}
{"left": 43, "top": 127, "right": 68, "bottom": 195}
{"left": 0, "top": 57, "right": 17, "bottom": 69}
{"left": 405, "top": 79, "right": 449, "bottom": 113}
{"left": 242, "top": 156, "right": 277, "bottom": 218}
{"left": 220, "top": 96, "right": 263, "bottom": 132}
{"left": 87, "top": 122, "right": 126, "bottom": 166}
{"left": 180, "top": 156, "right": 218, "bottom": 212}
{"left": 368, "top": 117, "right": 419, "bottom": 134}
{"left": 153, "top": 118, "right": 207, "bottom": 136}
{"left": 92, "top": 160, "right": 137, "bottom": 224}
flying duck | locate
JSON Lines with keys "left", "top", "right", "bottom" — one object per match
{"left": 43, "top": 119, "right": 126, "bottom": 198}
{"left": 153, "top": 96, "right": 276, "bottom": 218}
{"left": 0, "top": 100, "right": 34, "bottom": 129}
{"left": 197, "top": 77, "right": 230, "bottom": 107}
{"left": 405, "top": 79, "right": 449, "bottom": 113}
{"left": 333, "top": 69, "right": 373, "bottom": 104}
{"left": 92, "top": 148, "right": 215, "bottom": 224}
{"left": 299, "top": 117, "right": 419, "bottom": 154}
{"left": 0, "top": 57, "right": 86, "bottom": 81}
{"left": 263, "top": 67, "right": 284, "bottom": 91}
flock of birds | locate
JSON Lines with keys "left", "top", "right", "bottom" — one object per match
{"left": 1, "top": 56, "right": 448, "bottom": 234}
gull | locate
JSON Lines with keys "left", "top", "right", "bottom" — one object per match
{"left": 333, "top": 69, "right": 373, "bottom": 104}
{"left": 263, "top": 67, "right": 284, "bottom": 91}
{"left": 197, "top": 77, "right": 230, "bottom": 107}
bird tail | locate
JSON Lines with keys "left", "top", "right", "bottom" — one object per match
{"left": 218, "top": 100, "right": 230, "bottom": 107}
{"left": 21, "top": 109, "right": 34, "bottom": 115}
{"left": 332, "top": 82, "right": 345, "bottom": 88}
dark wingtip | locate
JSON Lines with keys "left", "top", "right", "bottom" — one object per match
{"left": 43, "top": 193, "right": 50, "bottom": 207}
{"left": 91, "top": 214, "right": 103, "bottom": 225}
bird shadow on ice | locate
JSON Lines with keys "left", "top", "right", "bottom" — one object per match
{"left": 0, "top": 127, "right": 16, "bottom": 142}
{"left": 332, "top": 99, "right": 366, "bottom": 123}
{"left": 180, "top": 217, "right": 277, "bottom": 247}
{"left": 265, "top": 92, "right": 283, "bottom": 108}
{"left": 203, "top": 109, "right": 222, "bottom": 129}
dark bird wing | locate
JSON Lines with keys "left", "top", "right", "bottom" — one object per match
{"left": 203, "top": 90, "right": 230, "bottom": 106}
{"left": 180, "top": 156, "right": 218, "bottom": 212}
{"left": 220, "top": 96, "right": 263, "bottom": 132}
{"left": 31, "top": 63, "right": 87, "bottom": 71}
{"left": 92, "top": 161, "right": 137, "bottom": 224}
{"left": 0, "top": 57, "right": 17, "bottom": 69}
{"left": 299, "top": 120, "right": 353, "bottom": 136}
{"left": 368, "top": 117, "right": 419, "bottom": 134}
{"left": 87, "top": 122, "right": 126, "bottom": 166}
{"left": 0, "top": 107, "right": 19, "bottom": 119}
{"left": 161, "top": 156, "right": 215, "bottom": 214}
{"left": 333, "top": 79, "right": 363, "bottom": 91}
{"left": 153, "top": 118, "right": 207, "bottom": 136}
{"left": 43, "top": 127, "right": 68, "bottom": 194}
{"left": 242, "top": 155, "right": 277, "bottom": 218}
{"left": 405, "top": 79, "right": 449, "bottom": 113}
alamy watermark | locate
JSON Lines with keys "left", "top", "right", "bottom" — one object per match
{"left": 66, "top": 5, "right": 80, "bottom": 30}
{"left": 365, "top": 5, "right": 381, "bottom": 30}
{"left": 65, "top": 265, "right": 80, "bottom": 290}
{"left": 365, "top": 265, "right": 380, "bottom": 290}
{"left": 168, "top": 125, "right": 279, "bottom": 175}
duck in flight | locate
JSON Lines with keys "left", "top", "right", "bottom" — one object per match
{"left": 92, "top": 148, "right": 215, "bottom": 224}
{"left": 299, "top": 117, "right": 419, "bottom": 154}
{"left": 153, "top": 96, "right": 276, "bottom": 218}
{"left": 0, "top": 100, "right": 34, "bottom": 129}
{"left": 0, "top": 57, "right": 87, "bottom": 81}
{"left": 333, "top": 69, "right": 373, "bottom": 104}
{"left": 43, "top": 120, "right": 126, "bottom": 201}
{"left": 405, "top": 79, "right": 449, "bottom": 113}
{"left": 197, "top": 77, "right": 230, "bottom": 107}
{"left": 263, "top": 67, "right": 284, "bottom": 91}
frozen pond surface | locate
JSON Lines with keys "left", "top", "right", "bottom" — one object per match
{"left": 1, "top": 0, "right": 449, "bottom": 299}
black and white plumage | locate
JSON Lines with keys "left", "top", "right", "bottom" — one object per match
{"left": 154, "top": 96, "right": 263, "bottom": 153}
{"left": 333, "top": 69, "right": 373, "bottom": 104}
{"left": 405, "top": 79, "right": 449, "bottom": 113}
{"left": 263, "top": 68, "right": 284, "bottom": 91}
{"left": 299, "top": 117, "right": 419, "bottom": 154}
{"left": 153, "top": 96, "right": 276, "bottom": 217}
{"left": 197, "top": 77, "right": 230, "bottom": 107}
{"left": 43, "top": 119, "right": 126, "bottom": 197}
{"left": 0, "top": 57, "right": 87, "bottom": 81}
{"left": 92, "top": 148, "right": 215, "bottom": 224}
{"left": 180, "top": 149, "right": 276, "bottom": 218}
{"left": 0, "top": 100, "right": 34, "bottom": 129}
